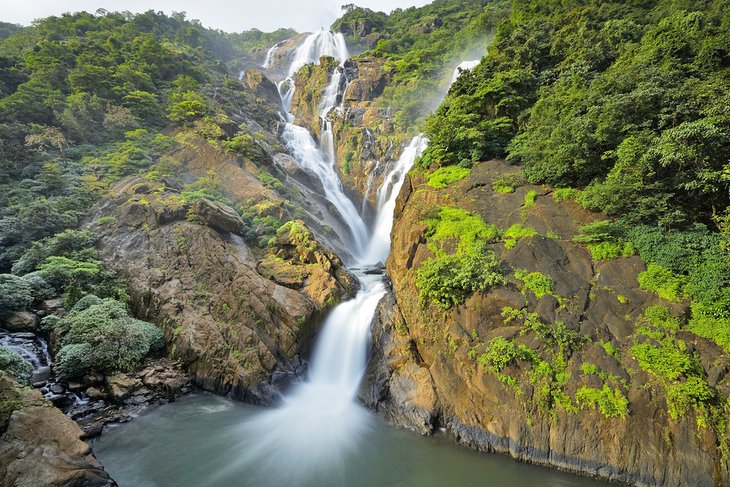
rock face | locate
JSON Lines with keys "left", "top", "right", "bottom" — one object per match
{"left": 364, "top": 160, "right": 729, "bottom": 486}
{"left": 89, "top": 175, "right": 356, "bottom": 404}
{"left": 0, "top": 373, "right": 115, "bottom": 487}
{"left": 289, "top": 54, "right": 405, "bottom": 218}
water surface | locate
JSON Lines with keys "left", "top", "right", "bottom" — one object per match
{"left": 94, "top": 393, "right": 611, "bottom": 487}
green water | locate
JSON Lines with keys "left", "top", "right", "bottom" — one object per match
{"left": 93, "top": 393, "right": 611, "bottom": 487}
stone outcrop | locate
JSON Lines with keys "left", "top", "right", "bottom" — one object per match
{"left": 364, "top": 159, "right": 730, "bottom": 486}
{"left": 88, "top": 174, "right": 356, "bottom": 405}
{"left": 0, "top": 373, "right": 115, "bottom": 487}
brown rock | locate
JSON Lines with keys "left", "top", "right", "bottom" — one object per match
{"left": 3, "top": 311, "right": 38, "bottom": 332}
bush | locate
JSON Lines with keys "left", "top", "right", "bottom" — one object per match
{"left": 0, "top": 348, "right": 34, "bottom": 384}
{"left": 416, "top": 248, "right": 505, "bottom": 310}
{"left": 427, "top": 166, "right": 471, "bottom": 189}
{"left": 503, "top": 224, "right": 538, "bottom": 249}
{"left": 478, "top": 337, "right": 524, "bottom": 372}
{"left": 552, "top": 188, "right": 578, "bottom": 202}
{"left": 637, "top": 263, "right": 685, "bottom": 302}
{"left": 586, "top": 241, "right": 635, "bottom": 261}
{"left": 55, "top": 297, "right": 164, "bottom": 377}
{"left": 0, "top": 274, "right": 33, "bottom": 319}
{"left": 425, "top": 206, "right": 500, "bottom": 253}
{"left": 523, "top": 190, "right": 537, "bottom": 208}
{"left": 514, "top": 269, "right": 554, "bottom": 299}
{"left": 630, "top": 306, "right": 713, "bottom": 422}
{"left": 575, "top": 385, "right": 629, "bottom": 419}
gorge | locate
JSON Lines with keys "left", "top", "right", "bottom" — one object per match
{"left": 1, "top": 2, "right": 729, "bottom": 487}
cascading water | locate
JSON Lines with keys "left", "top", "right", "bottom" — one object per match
{"left": 220, "top": 39, "right": 479, "bottom": 486}
{"left": 277, "top": 31, "right": 368, "bottom": 257}
{"left": 361, "top": 136, "right": 428, "bottom": 265}
{"left": 451, "top": 59, "right": 480, "bottom": 83}
{"left": 261, "top": 43, "right": 279, "bottom": 69}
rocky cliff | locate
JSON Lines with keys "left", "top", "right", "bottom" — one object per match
{"left": 88, "top": 170, "right": 356, "bottom": 404}
{"left": 362, "top": 160, "right": 730, "bottom": 486}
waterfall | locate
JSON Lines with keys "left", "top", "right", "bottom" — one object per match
{"left": 451, "top": 59, "right": 480, "bottom": 83}
{"left": 276, "top": 31, "right": 367, "bottom": 257}
{"left": 232, "top": 26, "right": 478, "bottom": 481}
{"left": 281, "top": 123, "right": 368, "bottom": 253}
{"left": 262, "top": 44, "right": 279, "bottom": 69}
{"left": 287, "top": 31, "right": 348, "bottom": 78}
{"left": 361, "top": 136, "right": 428, "bottom": 265}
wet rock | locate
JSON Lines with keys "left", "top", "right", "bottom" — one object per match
{"left": 86, "top": 387, "right": 105, "bottom": 400}
{"left": 243, "top": 69, "right": 281, "bottom": 106}
{"left": 3, "top": 311, "right": 38, "bottom": 332}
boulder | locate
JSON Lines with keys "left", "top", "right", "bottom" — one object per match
{"left": 191, "top": 198, "right": 246, "bottom": 234}
{"left": 3, "top": 311, "right": 38, "bottom": 332}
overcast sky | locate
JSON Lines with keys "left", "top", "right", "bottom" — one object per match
{"left": 0, "top": 1, "right": 433, "bottom": 32}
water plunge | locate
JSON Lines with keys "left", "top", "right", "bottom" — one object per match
{"left": 92, "top": 37, "right": 608, "bottom": 487}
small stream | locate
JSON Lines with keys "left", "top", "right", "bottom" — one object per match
{"left": 93, "top": 393, "right": 610, "bottom": 487}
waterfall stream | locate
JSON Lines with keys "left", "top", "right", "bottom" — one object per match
{"left": 92, "top": 34, "right": 613, "bottom": 487}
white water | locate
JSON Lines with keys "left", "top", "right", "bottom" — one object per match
{"left": 288, "top": 31, "right": 348, "bottom": 78}
{"left": 262, "top": 44, "right": 279, "bottom": 69}
{"left": 281, "top": 123, "right": 368, "bottom": 254}
{"left": 227, "top": 34, "right": 478, "bottom": 484}
{"left": 277, "top": 31, "right": 368, "bottom": 256}
{"left": 451, "top": 59, "right": 480, "bottom": 83}
{"left": 361, "top": 136, "right": 428, "bottom": 265}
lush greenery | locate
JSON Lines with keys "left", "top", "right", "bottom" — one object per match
{"left": 629, "top": 306, "right": 715, "bottom": 425}
{"left": 334, "top": 1, "right": 509, "bottom": 128}
{"left": 427, "top": 165, "right": 471, "bottom": 189}
{"left": 48, "top": 296, "right": 163, "bottom": 377}
{"left": 0, "top": 348, "right": 34, "bottom": 384}
{"left": 424, "top": 0, "right": 729, "bottom": 228}
{"left": 416, "top": 206, "right": 504, "bottom": 309}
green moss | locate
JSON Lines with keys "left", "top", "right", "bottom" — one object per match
{"left": 638, "top": 263, "right": 686, "bottom": 302}
{"left": 427, "top": 166, "right": 471, "bottom": 189}
{"left": 629, "top": 306, "right": 713, "bottom": 422}
{"left": 425, "top": 206, "right": 500, "bottom": 254}
{"left": 514, "top": 269, "right": 554, "bottom": 299}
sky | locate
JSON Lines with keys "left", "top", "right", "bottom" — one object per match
{"left": 0, "top": 0, "right": 433, "bottom": 33}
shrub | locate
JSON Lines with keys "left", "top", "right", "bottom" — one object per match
{"left": 0, "top": 348, "right": 34, "bottom": 384}
{"left": 523, "top": 190, "right": 537, "bottom": 208}
{"left": 55, "top": 297, "right": 164, "bottom": 377}
{"left": 478, "top": 337, "right": 522, "bottom": 372}
{"left": 587, "top": 241, "right": 635, "bottom": 261}
{"left": 503, "top": 224, "right": 538, "bottom": 249}
{"left": 0, "top": 274, "right": 33, "bottom": 319}
{"left": 630, "top": 306, "right": 713, "bottom": 422}
{"left": 427, "top": 166, "right": 471, "bottom": 189}
{"left": 425, "top": 206, "right": 500, "bottom": 253}
{"left": 514, "top": 269, "right": 554, "bottom": 299}
{"left": 637, "top": 263, "right": 685, "bottom": 302}
{"left": 575, "top": 385, "right": 629, "bottom": 419}
{"left": 416, "top": 248, "right": 505, "bottom": 310}
{"left": 552, "top": 188, "right": 578, "bottom": 202}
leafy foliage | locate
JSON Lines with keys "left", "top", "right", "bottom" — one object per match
{"left": 416, "top": 206, "right": 504, "bottom": 309}
{"left": 53, "top": 297, "right": 163, "bottom": 377}
{"left": 424, "top": 0, "right": 730, "bottom": 227}
{"left": 427, "top": 165, "right": 471, "bottom": 189}
{"left": 0, "top": 348, "right": 34, "bottom": 384}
